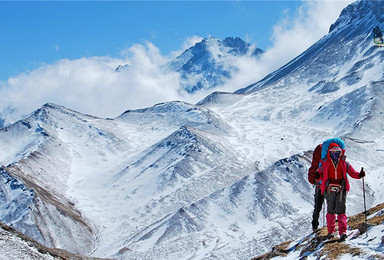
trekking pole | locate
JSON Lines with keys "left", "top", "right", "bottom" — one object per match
{"left": 362, "top": 169, "right": 369, "bottom": 236}
{"left": 323, "top": 204, "right": 325, "bottom": 228}
{"left": 362, "top": 168, "right": 367, "bottom": 224}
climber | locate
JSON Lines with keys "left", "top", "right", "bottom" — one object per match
{"left": 317, "top": 141, "right": 365, "bottom": 241}
{"left": 308, "top": 138, "right": 345, "bottom": 232}
{"left": 373, "top": 26, "right": 383, "bottom": 43}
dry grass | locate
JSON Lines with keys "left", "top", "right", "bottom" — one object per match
{"left": 348, "top": 202, "right": 384, "bottom": 230}
{"left": 321, "top": 242, "right": 362, "bottom": 259}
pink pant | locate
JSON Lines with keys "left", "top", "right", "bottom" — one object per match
{"left": 326, "top": 213, "right": 347, "bottom": 235}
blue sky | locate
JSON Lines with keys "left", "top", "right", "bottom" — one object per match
{"left": 0, "top": 0, "right": 352, "bottom": 125}
{"left": 0, "top": 1, "right": 302, "bottom": 81}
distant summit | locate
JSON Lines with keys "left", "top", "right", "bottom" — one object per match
{"left": 115, "top": 37, "right": 264, "bottom": 93}
{"left": 169, "top": 37, "right": 264, "bottom": 93}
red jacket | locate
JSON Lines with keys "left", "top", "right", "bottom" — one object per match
{"left": 318, "top": 143, "right": 360, "bottom": 195}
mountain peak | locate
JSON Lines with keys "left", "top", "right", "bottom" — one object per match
{"left": 41, "top": 102, "right": 65, "bottom": 111}
{"left": 222, "top": 37, "right": 252, "bottom": 55}
{"left": 237, "top": 0, "right": 384, "bottom": 95}
{"left": 196, "top": 36, "right": 252, "bottom": 55}
{"left": 329, "top": 0, "right": 384, "bottom": 33}
{"left": 114, "top": 36, "right": 264, "bottom": 94}
{"left": 170, "top": 36, "right": 263, "bottom": 93}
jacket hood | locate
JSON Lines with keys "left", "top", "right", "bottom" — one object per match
{"left": 326, "top": 142, "right": 345, "bottom": 161}
{"left": 321, "top": 138, "right": 345, "bottom": 159}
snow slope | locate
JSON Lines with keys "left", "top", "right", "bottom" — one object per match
{"left": 0, "top": 221, "right": 111, "bottom": 260}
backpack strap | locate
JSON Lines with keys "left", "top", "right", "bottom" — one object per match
{"left": 346, "top": 161, "right": 350, "bottom": 173}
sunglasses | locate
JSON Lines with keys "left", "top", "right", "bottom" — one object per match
{"left": 330, "top": 151, "right": 341, "bottom": 159}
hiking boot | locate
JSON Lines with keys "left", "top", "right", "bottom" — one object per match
{"left": 326, "top": 233, "right": 334, "bottom": 239}
{"left": 339, "top": 233, "right": 348, "bottom": 242}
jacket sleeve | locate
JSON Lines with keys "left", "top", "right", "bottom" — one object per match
{"left": 308, "top": 144, "right": 322, "bottom": 184}
{"left": 346, "top": 162, "right": 360, "bottom": 179}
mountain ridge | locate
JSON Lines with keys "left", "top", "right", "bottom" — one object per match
{"left": 236, "top": 0, "right": 384, "bottom": 95}
{"left": 0, "top": 221, "right": 112, "bottom": 260}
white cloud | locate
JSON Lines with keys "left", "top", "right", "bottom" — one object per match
{"left": 0, "top": 0, "right": 354, "bottom": 126}
{"left": 0, "top": 44, "right": 188, "bottom": 125}
{"left": 261, "top": 0, "right": 354, "bottom": 71}
{"left": 216, "top": 0, "right": 354, "bottom": 93}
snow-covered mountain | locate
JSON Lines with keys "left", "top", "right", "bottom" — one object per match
{"left": 116, "top": 37, "right": 264, "bottom": 93}
{"left": 1, "top": 0, "right": 384, "bottom": 259}
{"left": 169, "top": 37, "right": 263, "bottom": 93}
{"left": 0, "top": 101, "right": 256, "bottom": 258}
{"left": 237, "top": 0, "right": 384, "bottom": 95}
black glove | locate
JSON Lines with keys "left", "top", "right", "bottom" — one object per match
{"left": 359, "top": 168, "right": 365, "bottom": 178}
{"left": 315, "top": 171, "right": 320, "bottom": 180}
